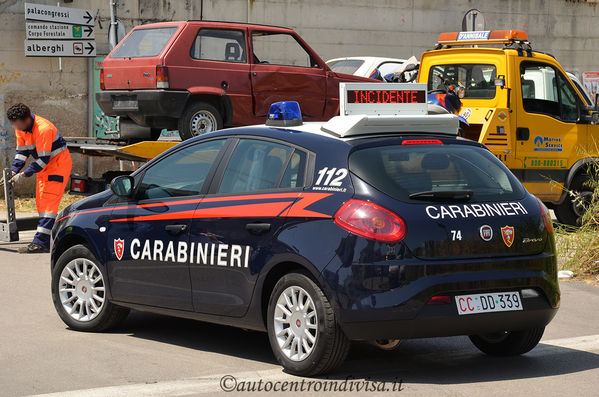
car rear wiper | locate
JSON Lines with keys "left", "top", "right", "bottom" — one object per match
{"left": 409, "top": 190, "right": 474, "bottom": 201}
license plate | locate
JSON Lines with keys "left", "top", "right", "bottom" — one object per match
{"left": 112, "top": 97, "right": 138, "bottom": 110}
{"left": 455, "top": 291, "right": 522, "bottom": 315}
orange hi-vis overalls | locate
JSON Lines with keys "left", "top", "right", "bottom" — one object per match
{"left": 11, "top": 114, "right": 72, "bottom": 248}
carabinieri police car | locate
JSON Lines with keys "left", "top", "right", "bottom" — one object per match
{"left": 50, "top": 83, "right": 559, "bottom": 376}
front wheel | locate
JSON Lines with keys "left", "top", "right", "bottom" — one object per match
{"left": 178, "top": 102, "right": 223, "bottom": 140}
{"left": 267, "top": 272, "right": 350, "bottom": 376}
{"left": 51, "top": 244, "right": 129, "bottom": 332}
{"left": 469, "top": 327, "right": 545, "bottom": 356}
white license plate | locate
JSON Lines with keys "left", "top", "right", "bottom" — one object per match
{"left": 455, "top": 291, "right": 522, "bottom": 315}
{"left": 113, "top": 98, "right": 138, "bottom": 110}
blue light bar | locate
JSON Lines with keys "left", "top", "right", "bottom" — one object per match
{"left": 266, "top": 101, "right": 303, "bottom": 127}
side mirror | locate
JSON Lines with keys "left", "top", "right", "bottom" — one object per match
{"left": 404, "top": 63, "right": 417, "bottom": 72}
{"left": 494, "top": 76, "right": 506, "bottom": 88}
{"left": 110, "top": 175, "right": 134, "bottom": 198}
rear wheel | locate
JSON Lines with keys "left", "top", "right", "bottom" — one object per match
{"left": 469, "top": 327, "right": 545, "bottom": 356}
{"left": 178, "top": 102, "right": 223, "bottom": 140}
{"left": 267, "top": 272, "right": 350, "bottom": 376}
{"left": 51, "top": 244, "right": 129, "bottom": 332}
{"left": 554, "top": 174, "right": 593, "bottom": 226}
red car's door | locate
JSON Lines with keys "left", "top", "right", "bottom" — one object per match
{"left": 164, "top": 24, "right": 254, "bottom": 126}
{"left": 249, "top": 30, "right": 327, "bottom": 120}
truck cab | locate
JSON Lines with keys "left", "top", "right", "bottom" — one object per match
{"left": 418, "top": 30, "right": 599, "bottom": 225}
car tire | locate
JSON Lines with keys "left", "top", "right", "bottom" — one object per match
{"left": 554, "top": 174, "right": 593, "bottom": 226}
{"left": 267, "top": 272, "right": 350, "bottom": 376}
{"left": 51, "top": 244, "right": 129, "bottom": 332}
{"left": 469, "top": 327, "right": 545, "bottom": 356}
{"left": 178, "top": 102, "right": 223, "bottom": 140}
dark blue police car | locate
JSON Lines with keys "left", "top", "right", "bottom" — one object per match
{"left": 50, "top": 84, "right": 559, "bottom": 376}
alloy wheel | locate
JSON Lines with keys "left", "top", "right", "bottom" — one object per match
{"left": 58, "top": 258, "right": 105, "bottom": 322}
{"left": 273, "top": 286, "right": 318, "bottom": 361}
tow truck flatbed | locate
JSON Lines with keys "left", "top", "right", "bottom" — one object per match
{"left": 66, "top": 137, "right": 179, "bottom": 162}
{"left": 65, "top": 137, "right": 180, "bottom": 195}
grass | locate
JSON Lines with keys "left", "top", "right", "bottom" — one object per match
{"left": 553, "top": 163, "right": 599, "bottom": 285}
{"left": 0, "top": 193, "right": 84, "bottom": 214}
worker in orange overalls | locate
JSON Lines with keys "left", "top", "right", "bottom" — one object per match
{"left": 5, "top": 103, "right": 72, "bottom": 253}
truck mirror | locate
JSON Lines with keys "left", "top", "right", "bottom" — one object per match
{"left": 494, "top": 77, "right": 505, "bottom": 87}
{"left": 110, "top": 175, "right": 135, "bottom": 198}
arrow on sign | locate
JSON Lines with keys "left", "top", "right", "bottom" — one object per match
{"left": 84, "top": 26, "right": 93, "bottom": 37}
{"left": 84, "top": 11, "right": 93, "bottom": 24}
{"left": 85, "top": 41, "right": 95, "bottom": 55}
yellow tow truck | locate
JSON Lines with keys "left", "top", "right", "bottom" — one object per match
{"left": 418, "top": 30, "right": 599, "bottom": 225}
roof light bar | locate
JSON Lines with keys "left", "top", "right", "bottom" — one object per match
{"left": 437, "top": 30, "right": 528, "bottom": 46}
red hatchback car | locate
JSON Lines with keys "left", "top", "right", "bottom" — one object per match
{"left": 97, "top": 21, "right": 374, "bottom": 140}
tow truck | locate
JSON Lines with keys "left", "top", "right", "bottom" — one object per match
{"left": 417, "top": 30, "right": 599, "bottom": 225}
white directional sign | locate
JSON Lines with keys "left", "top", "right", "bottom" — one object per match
{"left": 25, "top": 3, "right": 94, "bottom": 26}
{"left": 25, "top": 40, "right": 96, "bottom": 57}
{"left": 26, "top": 22, "right": 94, "bottom": 40}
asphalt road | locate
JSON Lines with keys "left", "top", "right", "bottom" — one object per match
{"left": 1, "top": 232, "right": 598, "bottom": 397}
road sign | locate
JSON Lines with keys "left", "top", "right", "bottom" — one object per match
{"left": 25, "top": 40, "right": 96, "bottom": 57}
{"left": 25, "top": 2, "right": 94, "bottom": 26}
{"left": 26, "top": 22, "right": 94, "bottom": 40}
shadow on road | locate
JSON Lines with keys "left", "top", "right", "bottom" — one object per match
{"left": 101, "top": 310, "right": 599, "bottom": 384}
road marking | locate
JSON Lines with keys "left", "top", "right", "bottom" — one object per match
{"left": 27, "top": 334, "right": 599, "bottom": 397}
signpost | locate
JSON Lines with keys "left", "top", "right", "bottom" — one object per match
{"left": 25, "top": 40, "right": 96, "bottom": 57}
{"left": 25, "top": 3, "right": 94, "bottom": 26}
{"left": 24, "top": 2, "right": 95, "bottom": 58}
{"left": 26, "top": 22, "right": 94, "bottom": 40}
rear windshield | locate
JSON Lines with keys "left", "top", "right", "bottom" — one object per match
{"left": 349, "top": 143, "right": 526, "bottom": 203}
{"left": 428, "top": 64, "right": 497, "bottom": 99}
{"left": 328, "top": 60, "right": 364, "bottom": 74}
{"left": 110, "top": 27, "right": 178, "bottom": 58}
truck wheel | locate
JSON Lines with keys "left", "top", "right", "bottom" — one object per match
{"left": 51, "top": 244, "right": 129, "bottom": 332}
{"left": 469, "top": 327, "right": 545, "bottom": 356}
{"left": 267, "top": 272, "right": 350, "bottom": 376}
{"left": 554, "top": 174, "right": 594, "bottom": 226}
{"left": 178, "top": 102, "right": 223, "bottom": 140}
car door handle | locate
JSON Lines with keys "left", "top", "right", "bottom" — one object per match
{"left": 165, "top": 224, "right": 188, "bottom": 234}
{"left": 245, "top": 222, "right": 271, "bottom": 234}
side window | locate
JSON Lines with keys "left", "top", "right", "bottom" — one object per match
{"left": 558, "top": 73, "right": 580, "bottom": 122}
{"left": 191, "top": 29, "right": 246, "bottom": 63}
{"left": 251, "top": 32, "right": 315, "bottom": 68}
{"left": 137, "top": 140, "right": 225, "bottom": 200}
{"left": 521, "top": 62, "right": 580, "bottom": 122}
{"left": 218, "top": 139, "right": 305, "bottom": 193}
{"left": 377, "top": 62, "right": 403, "bottom": 77}
{"left": 280, "top": 150, "right": 307, "bottom": 189}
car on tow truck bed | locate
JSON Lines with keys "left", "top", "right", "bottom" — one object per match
{"left": 97, "top": 20, "right": 374, "bottom": 141}
{"left": 51, "top": 84, "right": 559, "bottom": 376}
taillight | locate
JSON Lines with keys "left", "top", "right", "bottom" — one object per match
{"left": 70, "top": 177, "right": 86, "bottom": 194}
{"left": 99, "top": 67, "right": 105, "bottom": 90}
{"left": 401, "top": 139, "right": 443, "bottom": 145}
{"left": 536, "top": 197, "right": 554, "bottom": 234}
{"left": 334, "top": 199, "right": 406, "bottom": 243}
{"left": 156, "top": 65, "right": 169, "bottom": 89}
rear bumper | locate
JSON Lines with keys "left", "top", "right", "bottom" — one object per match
{"left": 341, "top": 293, "right": 557, "bottom": 340}
{"left": 96, "top": 90, "right": 190, "bottom": 118}
{"left": 322, "top": 252, "right": 560, "bottom": 340}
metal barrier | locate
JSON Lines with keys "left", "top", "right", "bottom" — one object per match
{"left": 1, "top": 168, "right": 18, "bottom": 242}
